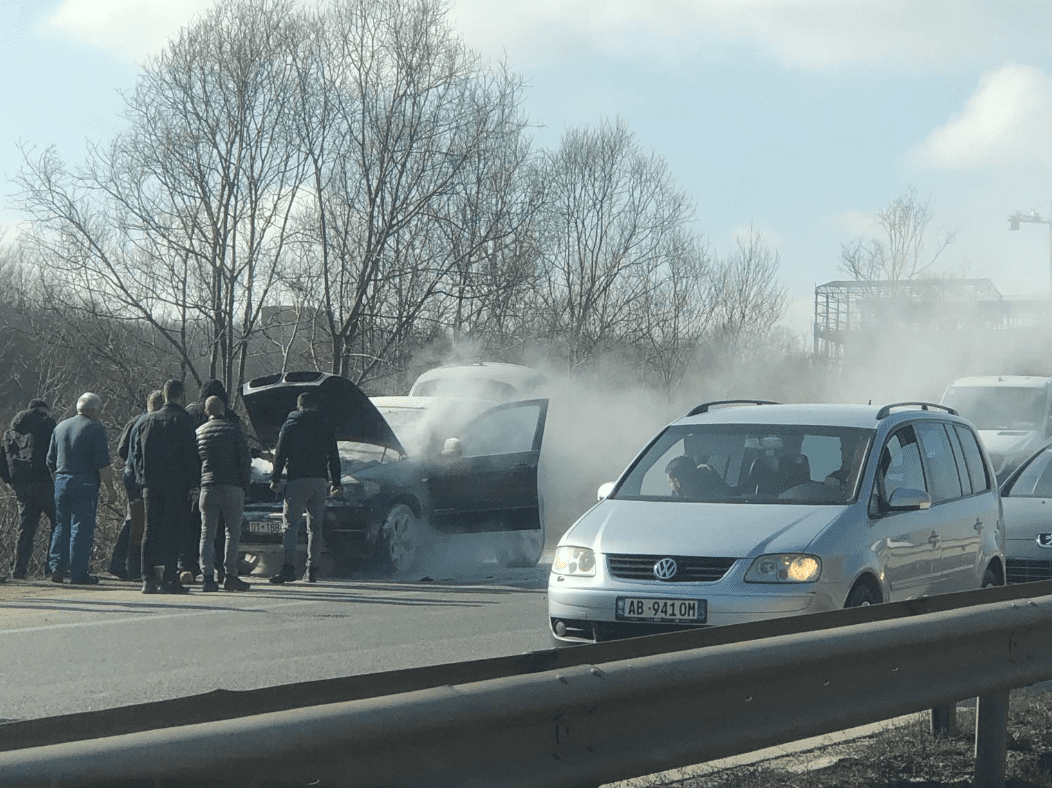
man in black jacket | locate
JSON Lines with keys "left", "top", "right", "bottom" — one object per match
{"left": 195, "top": 396, "right": 251, "bottom": 592}
{"left": 268, "top": 392, "right": 342, "bottom": 584}
{"left": 0, "top": 399, "right": 57, "bottom": 581}
{"left": 130, "top": 379, "right": 200, "bottom": 594}
{"left": 186, "top": 379, "right": 244, "bottom": 583}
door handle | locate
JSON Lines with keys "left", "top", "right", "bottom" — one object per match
{"left": 928, "top": 531, "right": 940, "bottom": 546}
{"left": 974, "top": 519, "right": 983, "bottom": 532}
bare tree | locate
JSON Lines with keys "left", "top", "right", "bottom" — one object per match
{"left": 16, "top": 0, "right": 308, "bottom": 400}
{"left": 839, "top": 185, "right": 955, "bottom": 282}
{"left": 532, "top": 117, "right": 708, "bottom": 373}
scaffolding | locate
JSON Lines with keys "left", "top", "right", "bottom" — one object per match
{"left": 813, "top": 279, "right": 1017, "bottom": 366}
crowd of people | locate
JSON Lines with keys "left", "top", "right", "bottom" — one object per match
{"left": 0, "top": 378, "right": 341, "bottom": 594}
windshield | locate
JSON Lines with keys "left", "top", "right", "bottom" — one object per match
{"left": 942, "top": 386, "right": 1047, "bottom": 431}
{"left": 612, "top": 423, "right": 874, "bottom": 505}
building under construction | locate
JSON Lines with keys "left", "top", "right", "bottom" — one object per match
{"left": 813, "top": 278, "right": 1052, "bottom": 383}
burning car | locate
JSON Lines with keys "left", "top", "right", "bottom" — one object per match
{"left": 238, "top": 371, "right": 549, "bottom": 575}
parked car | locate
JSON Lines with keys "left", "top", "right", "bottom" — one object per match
{"left": 548, "top": 400, "right": 1005, "bottom": 643}
{"left": 998, "top": 442, "right": 1052, "bottom": 583}
{"left": 408, "top": 362, "right": 547, "bottom": 401}
{"left": 940, "top": 375, "right": 1052, "bottom": 482}
{"left": 238, "top": 371, "right": 549, "bottom": 575}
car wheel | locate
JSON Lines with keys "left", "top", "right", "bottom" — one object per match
{"left": 844, "top": 580, "right": 881, "bottom": 607}
{"left": 379, "top": 503, "right": 419, "bottom": 574}
{"left": 496, "top": 529, "right": 545, "bottom": 568}
{"left": 981, "top": 564, "right": 1002, "bottom": 588}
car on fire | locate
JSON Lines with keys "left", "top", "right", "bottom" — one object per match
{"left": 997, "top": 442, "right": 1052, "bottom": 584}
{"left": 548, "top": 400, "right": 1005, "bottom": 643}
{"left": 238, "top": 371, "right": 549, "bottom": 575}
{"left": 408, "top": 361, "right": 548, "bottom": 401}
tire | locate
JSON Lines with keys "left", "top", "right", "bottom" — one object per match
{"left": 981, "top": 564, "right": 1002, "bottom": 588}
{"left": 378, "top": 503, "right": 420, "bottom": 575}
{"left": 496, "top": 529, "right": 545, "bottom": 568}
{"left": 844, "top": 579, "right": 881, "bottom": 608}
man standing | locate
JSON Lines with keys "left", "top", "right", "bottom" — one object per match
{"left": 268, "top": 392, "right": 342, "bottom": 584}
{"left": 130, "top": 379, "right": 200, "bottom": 594}
{"left": 186, "top": 379, "right": 244, "bottom": 583}
{"left": 196, "top": 395, "right": 251, "bottom": 592}
{"left": 0, "top": 399, "right": 57, "bottom": 581}
{"left": 46, "top": 393, "right": 117, "bottom": 585}
{"left": 107, "top": 390, "right": 163, "bottom": 580}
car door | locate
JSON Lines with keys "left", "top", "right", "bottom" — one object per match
{"left": 425, "top": 399, "right": 548, "bottom": 534}
{"left": 913, "top": 420, "right": 976, "bottom": 592}
{"left": 868, "top": 425, "right": 941, "bottom": 599}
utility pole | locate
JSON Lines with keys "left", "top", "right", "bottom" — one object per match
{"left": 1008, "top": 199, "right": 1052, "bottom": 299}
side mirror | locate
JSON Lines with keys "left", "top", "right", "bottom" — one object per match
{"left": 440, "top": 437, "right": 463, "bottom": 460}
{"left": 597, "top": 482, "right": 615, "bottom": 501}
{"left": 886, "top": 487, "right": 932, "bottom": 511}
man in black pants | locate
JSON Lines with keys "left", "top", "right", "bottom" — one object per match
{"left": 0, "top": 399, "right": 57, "bottom": 581}
{"left": 130, "top": 379, "right": 200, "bottom": 594}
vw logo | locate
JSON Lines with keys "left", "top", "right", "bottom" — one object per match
{"left": 653, "top": 557, "right": 678, "bottom": 580}
{"left": 1037, "top": 533, "right": 1052, "bottom": 549}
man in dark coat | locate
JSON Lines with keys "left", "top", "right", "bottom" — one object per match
{"left": 185, "top": 379, "right": 245, "bottom": 582}
{"left": 195, "top": 395, "right": 251, "bottom": 592}
{"left": 268, "top": 392, "right": 342, "bottom": 584}
{"left": 130, "top": 379, "right": 200, "bottom": 594}
{"left": 0, "top": 399, "right": 57, "bottom": 581}
{"left": 106, "top": 390, "right": 163, "bottom": 580}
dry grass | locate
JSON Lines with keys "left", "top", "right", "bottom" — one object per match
{"left": 670, "top": 688, "right": 1052, "bottom": 788}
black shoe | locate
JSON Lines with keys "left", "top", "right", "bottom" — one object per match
{"left": 269, "top": 563, "right": 296, "bottom": 584}
{"left": 163, "top": 582, "right": 190, "bottom": 595}
{"left": 142, "top": 580, "right": 159, "bottom": 595}
{"left": 306, "top": 566, "right": 318, "bottom": 583}
{"left": 50, "top": 569, "right": 66, "bottom": 584}
{"left": 69, "top": 575, "right": 100, "bottom": 585}
{"left": 224, "top": 575, "right": 251, "bottom": 591}
{"left": 202, "top": 578, "right": 219, "bottom": 592}
{"left": 12, "top": 570, "right": 26, "bottom": 581}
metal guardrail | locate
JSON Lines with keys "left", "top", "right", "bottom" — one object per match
{"left": 3, "top": 581, "right": 1052, "bottom": 788}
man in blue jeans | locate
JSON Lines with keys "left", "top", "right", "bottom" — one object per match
{"left": 268, "top": 392, "right": 342, "bottom": 584}
{"left": 46, "top": 393, "right": 117, "bottom": 585}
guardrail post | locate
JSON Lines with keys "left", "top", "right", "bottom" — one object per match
{"left": 973, "top": 689, "right": 1010, "bottom": 788}
{"left": 930, "top": 702, "right": 958, "bottom": 737}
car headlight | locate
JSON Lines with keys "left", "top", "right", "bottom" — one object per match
{"left": 552, "top": 546, "right": 596, "bottom": 577}
{"left": 744, "top": 554, "right": 821, "bottom": 583}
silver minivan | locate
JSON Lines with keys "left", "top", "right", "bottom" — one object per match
{"left": 548, "top": 401, "right": 1005, "bottom": 643}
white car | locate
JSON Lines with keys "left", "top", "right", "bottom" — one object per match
{"left": 409, "top": 362, "right": 547, "bottom": 401}
{"left": 998, "top": 443, "right": 1052, "bottom": 583}
{"left": 548, "top": 400, "right": 1005, "bottom": 643}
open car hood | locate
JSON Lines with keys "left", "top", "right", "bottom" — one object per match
{"left": 242, "top": 371, "right": 405, "bottom": 454}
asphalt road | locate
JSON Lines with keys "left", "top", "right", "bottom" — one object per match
{"left": 0, "top": 559, "right": 552, "bottom": 723}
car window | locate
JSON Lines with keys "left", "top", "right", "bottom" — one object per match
{"left": 952, "top": 424, "right": 992, "bottom": 493}
{"left": 944, "top": 424, "right": 973, "bottom": 496}
{"left": 1002, "top": 447, "right": 1052, "bottom": 498}
{"left": 614, "top": 423, "right": 873, "bottom": 505}
{"left": 942, "top": 385, "right": 1047, "bottom": 431}
{"left": 878, "top": 426, "right": 926, "bottom": 500}
{"left": 458, "top": 402, "right": 542, "bottom": 457}
{"left": 914, "top": 421, "right": 963, "bottom": 503}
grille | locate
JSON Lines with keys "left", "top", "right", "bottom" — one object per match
{"left": 1006, "top": 558, "right": 1052, "bottom": 584}
{"left": 606, "top": 554, "right": 736, "bottom": 583}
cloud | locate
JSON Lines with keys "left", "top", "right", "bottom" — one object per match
{"left": 912, "top": 64, "right": 1052, "bottom": 169}
{"left": 450, "top": 0, "right": 1052, "bottom": 72}
{"left": 39, "top": 0, "right": 213, "bottom": 61}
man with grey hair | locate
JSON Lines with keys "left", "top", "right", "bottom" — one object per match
{"left": 46, "top": 393, "right": 117, "bottom": 585}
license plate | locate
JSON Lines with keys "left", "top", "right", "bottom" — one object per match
{"left": 248, "top": 520, "right": 283, "bottom": 535}
{"left": 616, "top": 597, "right": 707, "bottom": 623}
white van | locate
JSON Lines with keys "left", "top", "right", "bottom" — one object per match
{"left": 940, "top": 376, "right": 1052, "bottom": 481}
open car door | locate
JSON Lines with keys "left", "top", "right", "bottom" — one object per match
{"left": 427, "top": 399, "right": 548, "bottom": 534}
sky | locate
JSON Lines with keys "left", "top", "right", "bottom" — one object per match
{"left": 5, "top": 0, "right": 1052, "bottom": 341}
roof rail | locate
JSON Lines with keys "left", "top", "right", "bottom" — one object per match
{"left": 876, "top": 402, "right": 959, "bottom": 419}
{"left": 686, "top": 400, "right": 779, "bottom": 417}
